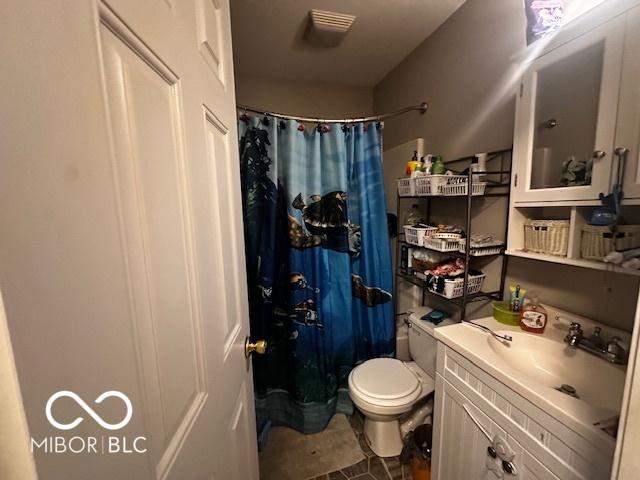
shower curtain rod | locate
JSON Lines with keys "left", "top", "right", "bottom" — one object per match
{"left": 236, "top": 101, "right": 428, "bottom": 124}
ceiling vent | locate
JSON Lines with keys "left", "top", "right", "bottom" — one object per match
{"left": 306, "top": 9, "right": 356, "bottom": 47}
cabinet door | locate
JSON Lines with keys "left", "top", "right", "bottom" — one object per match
{"left": 433, "top": 374, "right": 508, "bottom": 480}
{"left": 507, "top": 434, "right": 561, "bottom": 480}
{"left": 513, "top": 16, "right": 624, "bottom": 203}
{"left": 433, "top": 374, "right": 562, "bottom": 480}
{"left": 618, "top": 7, "right": 640, "bottom": 200}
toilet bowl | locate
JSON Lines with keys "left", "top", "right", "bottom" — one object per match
{"left": 348, "top": 307, "right": 452, "bottom": 457}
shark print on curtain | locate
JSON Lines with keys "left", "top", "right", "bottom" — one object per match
{"left": 238, "top": 114, "right": 394, "bottom": 434}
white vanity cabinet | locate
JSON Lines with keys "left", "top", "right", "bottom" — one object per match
{"left": 512, "top": 14, "right": 624, "bottom": 204}
{"left": 432, "top": 344, "right": 614, "bottom": 480}
{"left": 433, "top": 374, "right": 559, "bottom": 480}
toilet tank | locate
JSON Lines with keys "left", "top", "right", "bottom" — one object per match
{"left": 407, "top": 308, "right": 454, "bottom": 377}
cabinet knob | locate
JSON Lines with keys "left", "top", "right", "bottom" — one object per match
{"left": 592, "top": 150, "right": 606, "bottom": 160}
{"left": 487, "top": 446, "right": 497, "bottom": 458}
{"left": 502, "top": 460, "right": 518, "bottom": 475}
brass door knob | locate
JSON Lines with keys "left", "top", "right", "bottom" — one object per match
{"left": 245, "top": 337, "right": 267, "bottom": 358}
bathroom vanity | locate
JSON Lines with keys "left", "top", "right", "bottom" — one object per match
{"left": 431, "top": 309, "right": 628, "bottom": 479}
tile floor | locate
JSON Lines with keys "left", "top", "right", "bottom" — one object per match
{"left": 309, "top": 412, "right": 413, "bottom": 480}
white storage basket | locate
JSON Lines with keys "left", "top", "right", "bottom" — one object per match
{"left": 411, "top": 175, "right": 450, "bottom": 196}
{"left": 414, "top": 176, "right": 432, "bottom": 196}
{"left": 581, "top": 224, "right": 640, "bottom": 261}
{"left": 458, "top": 238, "right": 504, "bottom": 256}
{"left": 429, "top": 273, "right": 486, "bottom": 299}
{"left": 524, "top": 220, "right": 570, "bottom": 257}
{"left": 403, "top": 225, "right": 438, "bottom": 246}
{"left": 424, "top": 236, "right": 461, "bottom": 252}
{"left": 440, "top": 181, "right": 486, "bottom": 196}
{"left": 397, "top": 178, "right": 415, "bottom": 197}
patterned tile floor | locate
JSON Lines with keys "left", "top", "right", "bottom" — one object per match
{"left": 310, "top": 412, "right": 413, "bottom": 480}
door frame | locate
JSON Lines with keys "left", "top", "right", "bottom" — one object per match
{"left": 0, "top": 289, "right": 37, "bottom": 480}
{"left": 612, "top": 290, "right": 640, "bottom": 478}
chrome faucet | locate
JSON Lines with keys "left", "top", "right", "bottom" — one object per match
{"left": 564, "top": 322, "right": 627, "bottom": 365}
{"left": 565, "top": 322, "right": 583, "bottom": 347}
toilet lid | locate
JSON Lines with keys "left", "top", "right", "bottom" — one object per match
{"left": 351, "top": 358, "right": 420, "bottom": 401}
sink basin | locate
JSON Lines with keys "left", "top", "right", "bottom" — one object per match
{"left": 487, "top": 330, "right": 626, "bottom": 413}
{"left": 435, "top": 314, "right": 628, "bottom": 457}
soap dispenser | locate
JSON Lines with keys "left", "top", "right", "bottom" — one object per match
{"left": 519, "top": 293, "right": 548, "bottom": 334}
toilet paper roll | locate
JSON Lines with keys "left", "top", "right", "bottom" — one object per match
{"left": 475, "top": 153, "right": 488, "bottom": 172}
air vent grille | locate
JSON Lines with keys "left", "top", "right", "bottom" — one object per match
{"left": 309, "top": 9, "right": 355, "bottom": 33}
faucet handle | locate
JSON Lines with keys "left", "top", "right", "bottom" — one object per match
{"left": 606, "top": 336, "right": 627, "bottom": 364}
{"left": 569, "top": 322, "right": 583, "bottom": 333}
{"left": 608, "top": 336, "right": 622, "bottom": 347}
{"left": 565, "top": 322, "right": 583, "bottom": 346}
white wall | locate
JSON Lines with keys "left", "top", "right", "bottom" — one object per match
{"left": 235, "top": 73, "right": 373, "bottom": 119}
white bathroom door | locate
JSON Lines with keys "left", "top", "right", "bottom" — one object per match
{"left": 0, "top": 0, "right": 258, "bottom": 479}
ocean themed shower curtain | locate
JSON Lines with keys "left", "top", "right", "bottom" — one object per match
{"left": 238, "top": 114, "right": 394, "bottom": 434}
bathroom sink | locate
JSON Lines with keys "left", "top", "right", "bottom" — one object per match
{"left": 487, "top": 330, "right": 626, "bottom": 413}
{"left": 434, "top": 312, "right": 629, "bottom": 447}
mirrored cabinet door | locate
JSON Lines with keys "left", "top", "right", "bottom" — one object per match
{"left": 531, "top": 41, "right": 603, "bottom": 191}
{"left": 513, "top": 16, "right": 625, "bottom": 203}
{"left": 618, "top": 6, "right": 640, "bottom": 201}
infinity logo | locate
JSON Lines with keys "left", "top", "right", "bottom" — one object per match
{"left": 45, "top": 391, "right": 133, "bottom": 431}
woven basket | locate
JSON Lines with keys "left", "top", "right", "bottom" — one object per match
{"left": 524, "top": 220, "right": 570, "bottom": 256}
{"left": 581, "top": 224, "right": 640, "bottom": 261}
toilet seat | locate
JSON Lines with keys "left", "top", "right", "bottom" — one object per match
{"left": 349, "top": 358, "right": 421, "bottom": 407}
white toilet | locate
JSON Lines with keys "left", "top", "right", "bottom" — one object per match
{"left": 348, "top": 307, "right": 452, "bottom": 457}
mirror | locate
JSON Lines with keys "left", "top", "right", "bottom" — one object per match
{"left": 530, "top": 40, "right": 605, "bottom": 190}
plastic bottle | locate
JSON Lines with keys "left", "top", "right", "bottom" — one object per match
{"left": 431, "top": 155, "right": 445, "bottom": 175}
{"left": 406, "top": 151, "right": 421, "bottom": 176}
{"left": 520, "top": 293, "right": 548, "bottom": 334}
{"left": 423, "top": 154, "right": 433, "bottom": 175}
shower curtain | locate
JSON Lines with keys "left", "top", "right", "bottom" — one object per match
{"left": 238, "top": 114, "right": 394, "bottom": 434}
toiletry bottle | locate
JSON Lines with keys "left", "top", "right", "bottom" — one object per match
{"left": 432, "top": 155, "right": 445, "bottom": 174}
{"left": 406, "top": 151, "right": 421, "bottom": 176}
{"left": 520, "top": 293, "right": 548, "bottom": 334}
{"left": 423, "top": 154, "right": 433, "bottom": 175}
{"left": 412, "top": 157, "right": 427, "bottom": 178}
{"left": 509, "top": 284, "right": 526, "bottom": 312}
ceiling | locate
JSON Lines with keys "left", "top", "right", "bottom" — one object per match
{"left": 230, "top": 0, "right": 467, "bottom": 87}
